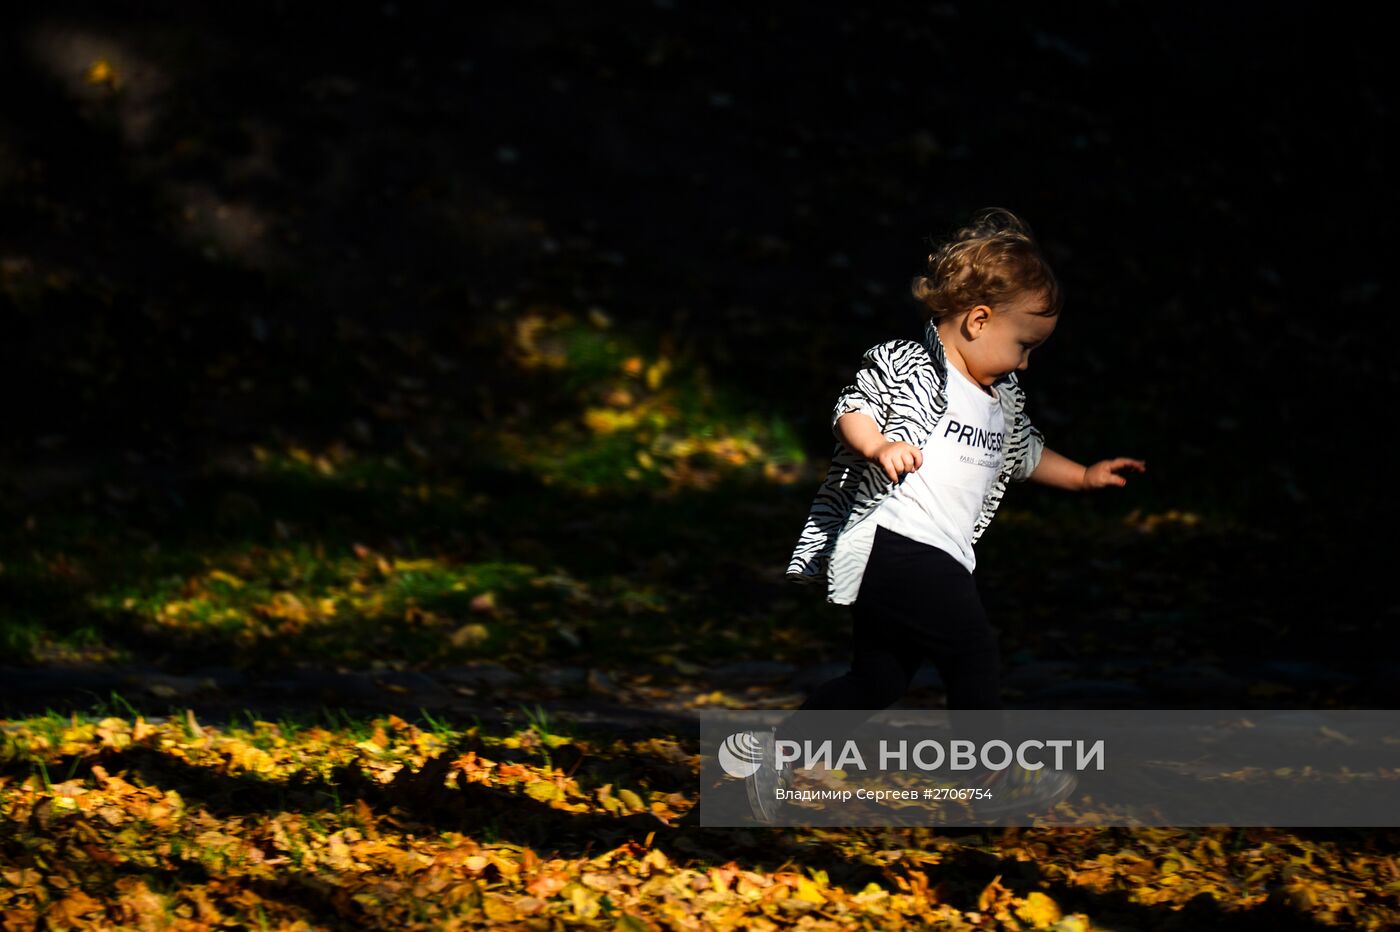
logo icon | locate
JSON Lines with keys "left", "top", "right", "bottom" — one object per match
{"left": 718, "top": 731, "right": 765, "bottom": 778}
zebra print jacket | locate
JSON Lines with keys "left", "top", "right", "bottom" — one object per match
{"left": 786, "top": 317, "right": 1047, "bottom": 604}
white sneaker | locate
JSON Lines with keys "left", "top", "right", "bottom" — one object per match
{"left": 742, "top": 727, "right": 791, "bottom": 824}
{"left": 967, "top": 763, "right": 1078, "bottom": 820}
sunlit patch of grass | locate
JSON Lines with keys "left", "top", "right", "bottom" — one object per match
{"left": 500, "top": 306, "right": 808, "bottom": 495}
{"left": 66, "top": 541, "right": 686, "bottom": 668}
{"left": 83, "top": 545, "right": 539, "bottom": 665}
{"left": 4, "top": 507, "right": 695, "bottom": 669}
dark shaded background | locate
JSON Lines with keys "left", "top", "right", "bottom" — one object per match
{"left": 1, "top": 2, "right": 1395, "bottom": 693}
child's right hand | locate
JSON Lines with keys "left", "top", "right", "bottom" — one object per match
{"left": 872, "top": 440, "right": 923, "bottom": 483}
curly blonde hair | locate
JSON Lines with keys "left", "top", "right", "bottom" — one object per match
{"left": 911, "top": 207, "right": 1063, "bottom": 323}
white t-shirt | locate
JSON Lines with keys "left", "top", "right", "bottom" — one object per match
{"left": 872, "top": 362, "right": 1005, "bottom": 573}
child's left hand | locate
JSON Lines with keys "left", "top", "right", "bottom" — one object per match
{"left": 1083, "top": 458, "right": 1146, "bottom": 489}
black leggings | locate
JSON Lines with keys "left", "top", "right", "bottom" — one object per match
{"left": 776, "top": 524, "right": 1004, "bottom": 759}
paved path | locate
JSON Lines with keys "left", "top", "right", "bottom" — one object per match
{"left": 3, "top": 654, "right": 1388, "bottom": 740}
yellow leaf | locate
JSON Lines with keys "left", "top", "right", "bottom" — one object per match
{"left": 207, "top": 569, "right": 245, "bottom": 589}
{"left": 793, "top": 877, "right": 826, "bottom": 904}
{"left": 571, "top": 884, "right": 600, "bottom": 918}
{"left": 50, "top": 888, "right": 105, "bottom": 923}
{"left": 450, "top": 622, "right": 490, "bottom": 647}
{"left": 115, "top": 879, "right": 164, "bottom": 922}
{"left": 645, "top": 357, "right": 670, "bottom": 390}
{"left": 1015, "top": 891, "right": 1062, "bottom": 928}
{"left": 1052, "top": 917, "right": 1091, "bottom": 932}
{"left": 979, "top": 875, "right": 1011, "bottom": 912}
{"left": 583, "top": 407, "right": 640, "bottom": 434}
{"left": 193, "top": 830, "right": 242, "bottom": 854}
{"left": 525, "top": 781, "right": 559, "bottom": 802}
{"left": 482, "top": 894, "right": 517, "bottom": 921}
{"left": 324, "top": 833, "right": 357, "bottom": 871}
{"left": 227, "top": 741, "right": 276, "bottom": 774}
{"left": 525, "top": 869, "right": 569, "bottom": 898}
{"left": 1282, "top": 881, "right": 1319, "bottom": 910}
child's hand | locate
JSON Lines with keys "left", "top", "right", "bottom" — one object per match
{"left": 1083, "top": 458, "right": 1147, "bottom": 489}
{"left": 872, "top": 440, "right": 923, "bottom": 483}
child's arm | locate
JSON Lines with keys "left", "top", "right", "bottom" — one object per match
{"left": 1029, "top": 447, "right": 1147, "bottom": 490}
{"left": 830, "top": 342, "right": 899, "bottom": 442}
{"left": 836, "top": 412, "right": 923, "bottom": 483}
{"left": 834, "top": 412, "right": 887, "bottom": 460}
{"left": 829, "top": 341, "right": 924, "bottom": 483}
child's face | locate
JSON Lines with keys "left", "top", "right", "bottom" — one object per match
{"left": 961, "top": 290, "right": 1058, "bottom": 387}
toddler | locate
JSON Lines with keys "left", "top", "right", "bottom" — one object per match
{"left": 748, "top": 207, "right": 1146, "bottom": 823}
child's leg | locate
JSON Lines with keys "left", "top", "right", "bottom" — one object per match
{"left": 773, "top": 525, "right": 929, "bottom": 762}
{"left": 800, "top": 604, "right": 923, "bottom": 711}
{"left": 899, "top": 561, "right": 1007, "bottom": 771}
{"left": 843, "top": 524, "right": 1003, "bottom": 711}
{"left": 896, "top": 553, "right": 1002, "bottom": 710}
{"left": 793, "top": 525, "right": 1006, "bottom": 772}
{"left": 772, "top": 603, "right": 923, "bottom": 763}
